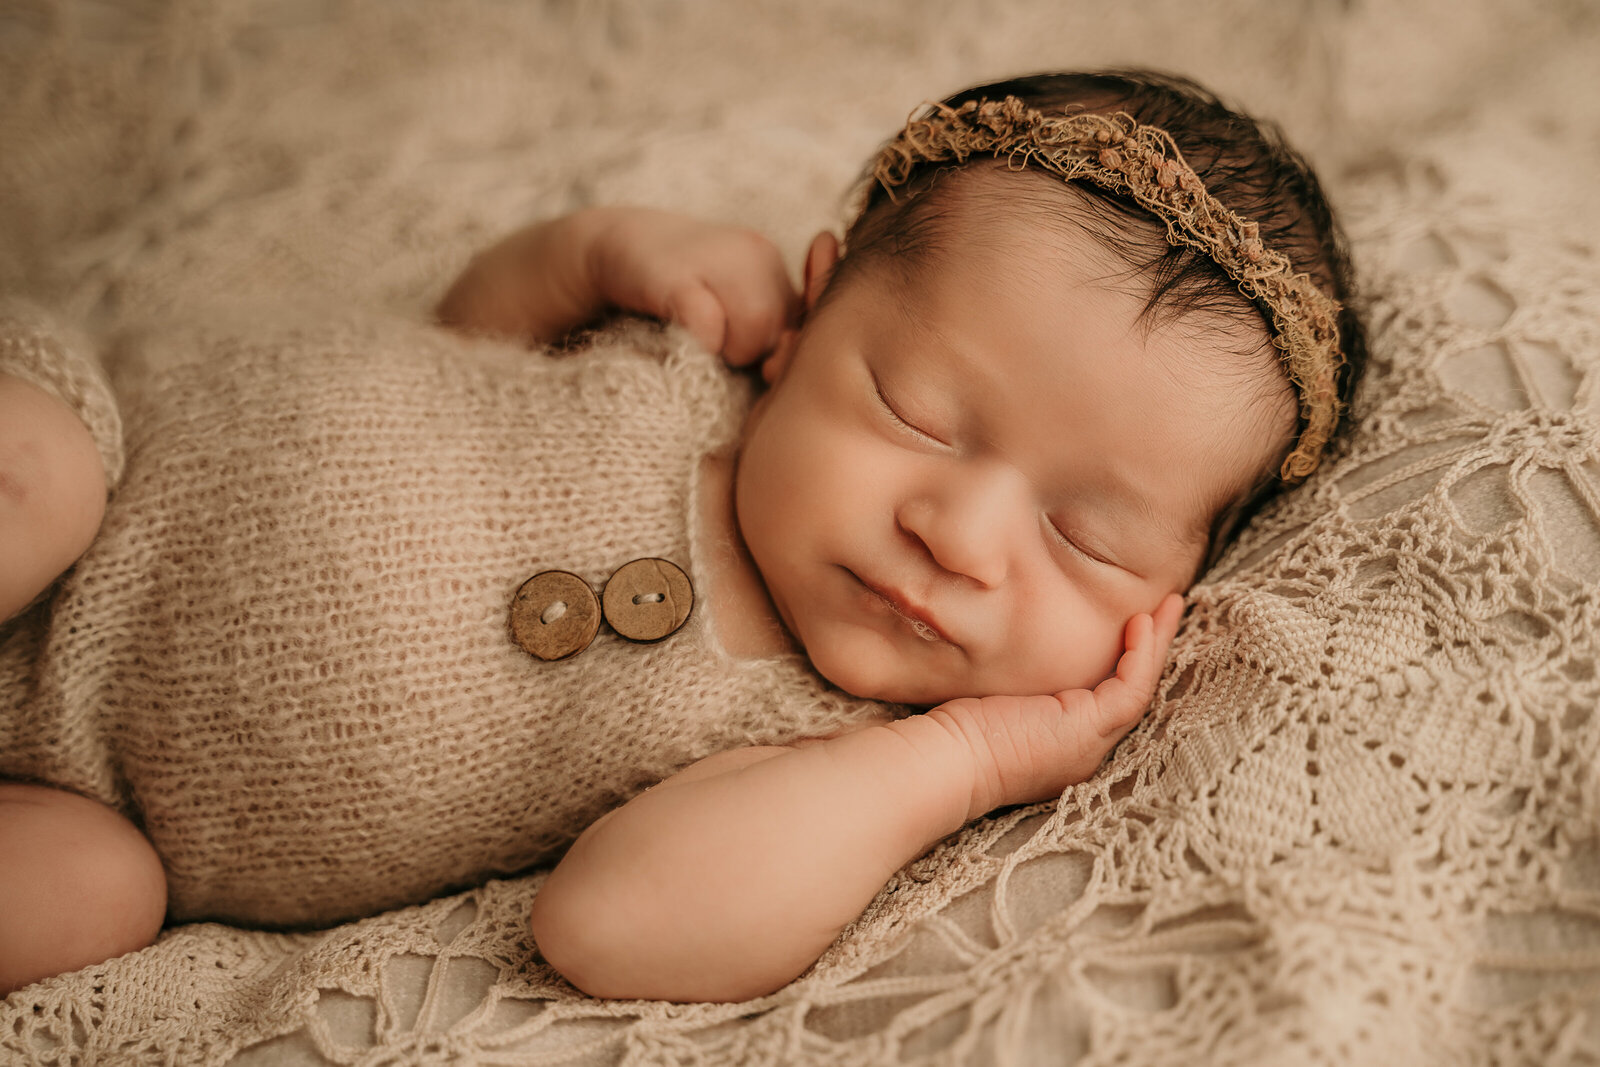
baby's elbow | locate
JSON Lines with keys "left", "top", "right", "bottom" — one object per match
{"left": 530, "top": 878, "right": 710, "bottom": 1002}
{"left": 0, "top": 374, "right": 107, "bottom": 620}
{"left": 529, "top": 872, "right": 797, "bottom": 1003}
{"left": 528, "top": 878, "right": 633, "bottom": 999}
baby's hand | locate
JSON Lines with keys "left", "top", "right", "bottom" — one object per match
{"left": 527, "top": 595, "right": 1181, "bottom": 1001}
{"left": 929, "top": 593, "right": 1185, "bottom": 820}
{"left": 586, "top": 208, "right": 798, "bottom": 366}
{"left": 437, "top": 208, "right": 797, "bottom": 366}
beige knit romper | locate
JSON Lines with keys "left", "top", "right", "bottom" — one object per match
{"left": 0, "top": 303, "right": 885, "bottom": 927}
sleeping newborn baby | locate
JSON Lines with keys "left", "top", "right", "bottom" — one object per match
{"left": 0, "top": 70, "right": 1363, "bottom": 1000}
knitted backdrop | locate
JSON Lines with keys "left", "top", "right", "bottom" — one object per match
{"left": 1, "top": 1, "right": 1597, "bottom": 1063}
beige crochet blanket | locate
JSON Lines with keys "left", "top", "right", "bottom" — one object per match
{"left": 2, "top": 1, "right": 1598, "bottom": 1063}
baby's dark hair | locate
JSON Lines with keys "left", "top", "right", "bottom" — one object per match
{"left": 833, "top": 70, "right": 1367, "bottom": 512}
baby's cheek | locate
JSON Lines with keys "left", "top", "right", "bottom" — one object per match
{"left": 1001, "top": 613, "right": 1124, "bottom": 697}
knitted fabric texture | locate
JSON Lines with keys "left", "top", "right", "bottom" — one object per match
{"left": 870, "top": 99, "right": 1345, "bottom": 482}
{"left": 0, "top": 316, "right": 885, "bottom": 925}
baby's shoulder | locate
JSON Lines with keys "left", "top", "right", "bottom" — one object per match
{"left": 105, "top": 310, "right": 757, "bottom": 495}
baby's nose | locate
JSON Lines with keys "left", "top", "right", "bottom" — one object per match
{"left": 896, "top": 466, "right": 1024, "bottom": 587}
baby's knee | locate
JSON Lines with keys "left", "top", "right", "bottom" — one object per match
{"left": 0, "top": 782, "right": 167, "bottom": 995}
{"left": 0, "top": 372, "right": 108, "bottom": 621}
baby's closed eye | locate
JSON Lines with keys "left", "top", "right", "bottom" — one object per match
{"left": 1044, "top": 517, "right": 1119, "bottom": 567}
{"left": 870, "top": 370, "right": 951, "bottom": 447}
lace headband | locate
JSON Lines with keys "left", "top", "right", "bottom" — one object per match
{"left": 867, "top": 97, "right": 1346, "bottom": 483}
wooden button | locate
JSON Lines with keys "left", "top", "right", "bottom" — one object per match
{"left": 510, "top": 570, "right": 600, "bottom": 660}
{"left": 602, "top": 558, "right": 693, "bottom": 642}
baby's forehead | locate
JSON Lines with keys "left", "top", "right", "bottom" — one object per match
{"left": 850, "top": 224, "right": 1290, "bottom": 435}
{"left": 856, "top": 168, "right": 1274, "bottom": 337}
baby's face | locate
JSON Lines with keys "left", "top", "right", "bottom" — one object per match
{"left": 735, "top": 210, "right": 1294, "bottom": 706}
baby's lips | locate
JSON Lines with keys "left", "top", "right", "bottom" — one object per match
{"left": 859, "top": 574, "right": 955, "bottom": 645}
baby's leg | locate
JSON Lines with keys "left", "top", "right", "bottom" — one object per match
{"left": 0, "top": 782, "right": 167, "bottom": 995}
{"left": 0, "top": 372, "right": 108, "bottom": 620}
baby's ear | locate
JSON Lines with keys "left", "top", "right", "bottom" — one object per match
{"left": 761, "top": 327, "right": 800, "bottom": 384}
{"left": 801, "top": 231, "right": 840, "bottom": 313}
{"left": 762, "top": 231, "right": 840, "bottom": 385}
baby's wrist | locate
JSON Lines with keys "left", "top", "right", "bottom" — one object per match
{"left": 893, "top": 703, "right": 997, "bottom": 826}
{"left": 576, "top": 206, "right": 664, "bottom": 312}
{"left": 525, "top": 209, "right": 612, "bottom": 331}
{"left": 556, "top": 208, "right": 615, "bottom": 294}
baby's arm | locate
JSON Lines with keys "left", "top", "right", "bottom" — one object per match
{"left": 530, "top": 594, "right": 1184, "bottom": 1002}
{"left": 0, "top": 373, "right": 108, "bottom": 621}
{"left": 436, "top": 208, "right": 797, "bottom": 365}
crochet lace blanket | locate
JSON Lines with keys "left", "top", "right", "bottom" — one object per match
{"left": 2, "top": 1, "right": 1598, "bottom": 1063}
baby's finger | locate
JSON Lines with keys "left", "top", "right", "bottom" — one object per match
{"left": 1117, "top": 593, "right": 1184, "bottom": 684}
{"left": 1150, "top": 592, "right": 1184, "bottom": 649}
{"left": 709, "top": 265, "right": 799, "bottom": 367}
{"left": 664, "top": 283, "right": 729, "bottom": 357}
{"left": 1087, "top": 594, "right": 1185, "bottom": 737}
{"left": 1084, "top": 620, "right": 1152, "bottom": 737}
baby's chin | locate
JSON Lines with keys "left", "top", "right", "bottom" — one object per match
{"left": 803, "top": 644, "right": 953, "bottom": 707}
{"left": 804, "top": 642, "right": 1092, "bottom": 708}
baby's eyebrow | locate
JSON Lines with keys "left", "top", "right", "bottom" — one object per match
{"left": 1103, "top": 479, "right": 1212, "bottom": 557}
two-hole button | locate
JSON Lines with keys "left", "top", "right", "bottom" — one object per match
{"left": 510, "top": 558, "right": 693, "bottom": 660}
{"left": 509, "top": 570, "right": 601, "bottom": 661}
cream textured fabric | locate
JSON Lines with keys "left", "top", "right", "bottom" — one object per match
{"left": 0, "top": 314, "right": 883, "bottom": 925}
{"left": 2, "top": 1, "right": 1598, "bottom": 1064}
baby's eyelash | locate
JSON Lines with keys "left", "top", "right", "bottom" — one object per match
{"left": 872, "top": 374, "right": 945, "bottom": 445}
{"left": 1047, "top": 518, "right": 1112, "bottom": 566}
